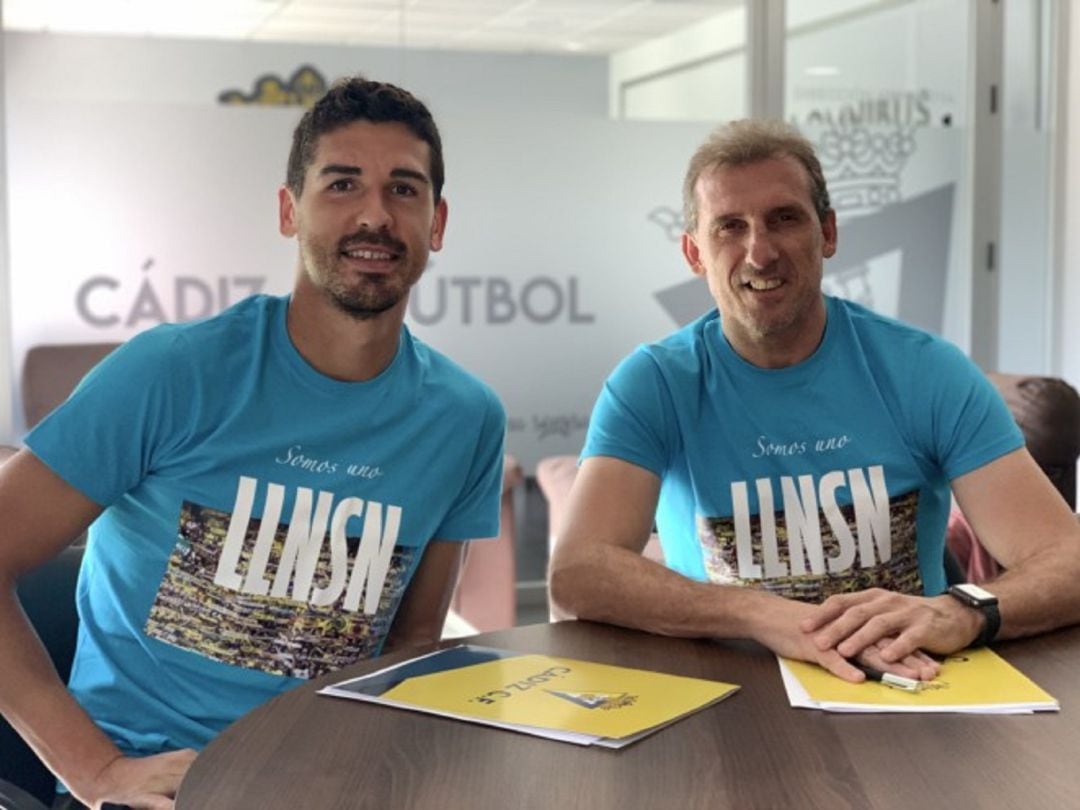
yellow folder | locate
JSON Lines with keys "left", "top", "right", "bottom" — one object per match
{"left": 381, "top": 652, "right": 738, "bottom": 740}
{"left": 780, "top": 648, "right": 1058, "bottom": 712}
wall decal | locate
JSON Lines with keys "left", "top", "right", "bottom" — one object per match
{"left": 218, "top": 65, "right": 327, "bottom": 107}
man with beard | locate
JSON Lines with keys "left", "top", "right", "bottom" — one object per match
{"left": 0, "top": 76, "right": 505, "bottom": 809}
{"left": 550, "top": 119, "right": 1080, "bottom": 687}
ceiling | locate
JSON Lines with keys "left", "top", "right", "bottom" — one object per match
{"left": 2, "top": 0, "right": 738, "bottom": 55}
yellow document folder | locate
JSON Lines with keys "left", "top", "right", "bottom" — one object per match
{"left": 779, "top": 648, "right": 1058, "bottom": 713}
{"left": 383, "top": 653, "right": 736, "bottom": 739}
{"left": 320, "top": 645, "right": 739, "bottom": 747}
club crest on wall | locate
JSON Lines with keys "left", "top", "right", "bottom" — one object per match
{"left": 218, "top": 65, "right": 327, "bottom": 108}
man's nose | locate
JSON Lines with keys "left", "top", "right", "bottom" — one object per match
{"left": 745, "top": 226, "right": 779, "bottom": 269}
{"left": 356, "top": 192, "right": 393, "bottom": 231}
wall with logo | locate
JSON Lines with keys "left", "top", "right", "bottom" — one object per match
{"left": 4, "top": 32, "right": 713, "bottom": 468}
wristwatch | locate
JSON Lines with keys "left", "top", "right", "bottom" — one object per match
{"left": 947, "top": 583, "right": 1000, "bottom": 647}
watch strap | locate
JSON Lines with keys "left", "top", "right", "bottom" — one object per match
{"left": 948, "top": 585, "right": 1001, "bottom": 648}
{"left": 970, "top": 599, "right": 1001, "bottom": 647}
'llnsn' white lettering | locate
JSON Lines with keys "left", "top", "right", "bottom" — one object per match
{"left": 730, "top": 465, "right": 891, "bottom": 579}
{"left": 212, "top": 476, "right": 403, "bottom": 614}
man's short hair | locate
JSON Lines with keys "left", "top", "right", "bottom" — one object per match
{"left": 286, "top": 76, "right": 444, "bottom": 202}
{"left": 682, "top": 119, "right": 831, "bottom": 231}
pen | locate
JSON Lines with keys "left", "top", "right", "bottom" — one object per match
{"left": 845, "top": 659, "right": 922, "bottom": 692}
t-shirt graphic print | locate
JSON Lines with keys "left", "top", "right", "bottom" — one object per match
{"left": 146, "top": 475, "right": 416, "bottom": 679}
{"left": 696, "top": 464, "right": 922, "bottom": 602}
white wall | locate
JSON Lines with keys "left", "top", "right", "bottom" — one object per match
{"left": 0, "top": 7, "right": 12, "bottom": 445}
{"left": 3, "top": 32, "right": 713, "bottom": 470}
{"left": 608, "top": 4, "right": 746, "bottom": 121}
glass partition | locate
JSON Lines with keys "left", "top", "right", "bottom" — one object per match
{"left": 785, "top": 0, "right": 971, "bottom": 349}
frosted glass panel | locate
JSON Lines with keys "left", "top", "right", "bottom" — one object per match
{"left": 786, "top": 0, "right": 970, "bottom": 348}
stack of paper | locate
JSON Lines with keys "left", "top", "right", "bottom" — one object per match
{"left": 779, "top": 648, "right": 1058, "bottom": 714}
{"left": 320, "top": 645, "right": 739, "bottom": 748}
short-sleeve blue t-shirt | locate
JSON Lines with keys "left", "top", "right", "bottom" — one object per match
{"left": 27, "top": 294, "right": 505, "bottom": 757}
{"left": 583, "top": 296, "right": 1022, "bottom": 600}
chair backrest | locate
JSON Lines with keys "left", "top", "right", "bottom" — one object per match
{"left": 21, "top": 343, "right": 120, "bottom": 429}
{"left": 0, "top": 449, "right": 84, "bottom": 804}
{"left": 987, "top": 373, "right": 1080, "bottom": 508}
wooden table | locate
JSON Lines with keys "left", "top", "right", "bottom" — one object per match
{"left": 176, "top": 621, "right": 1080, "bottom": 810}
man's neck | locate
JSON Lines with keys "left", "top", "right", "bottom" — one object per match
{"left": 286, "top": 283, "right": 406, "bottom": 382}
{"left": 726, "top": 300, "right": 828, "bottom": 370}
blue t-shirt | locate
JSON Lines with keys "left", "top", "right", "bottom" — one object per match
{"left": 583, "top": 296, "right": 1022, "bottom": 601}
{"left": 27, "top": 294, "right": 505, "bottom": 757}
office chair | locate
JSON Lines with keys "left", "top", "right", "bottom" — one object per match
{"left": 0, "top": 779, "right": 49, "bottom": 810}
{"left": 21, "top": 343, "right": 120, "bottom": 430}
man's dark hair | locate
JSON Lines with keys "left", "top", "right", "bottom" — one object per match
{"left": 286, "top": 76, "right": 444, "bottom": 202}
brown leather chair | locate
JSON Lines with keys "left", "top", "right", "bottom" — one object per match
{"left": 21, "top": 343, "right": 120, "bottom": 429}
{"left": 986, "top": 373, "right": 1080, "bottom": 508}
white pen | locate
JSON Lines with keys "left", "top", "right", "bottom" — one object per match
{"left": 847, "top": 659, "right": 923, "bottom": 692}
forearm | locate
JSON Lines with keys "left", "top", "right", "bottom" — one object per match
{"left": 0, "top": 584, "right": 123, "bottom": 803}
{"left": 801, "top": 543, "right": 1080, "bottom": 666}
{"left": 382, "top": 538, "right": 463, "bottom": 653}
{"left": 984, "top": 541, "right": 1080, "bottom": 641}
{"left": 549, "top": 543, "right": 770, "bottom": 640}
{"left": 550, "top": 541, "right": 897, "bottom": 681}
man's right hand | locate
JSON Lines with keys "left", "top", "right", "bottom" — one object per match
{"left": 746, "top": 593, "right": 939, "bottom": 683}
{"left": 82, "top": 749, "right": 197, "bottom": 810}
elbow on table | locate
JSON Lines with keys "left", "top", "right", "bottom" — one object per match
{"left": 547, "top": 546, "right": 591, "bottom": 619}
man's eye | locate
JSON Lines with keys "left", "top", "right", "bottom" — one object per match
{"left": 328, "top": 179, "right": 354, "bottom": 192}
{"left": 392, "top": 183, "right": 418, "bottom": 197}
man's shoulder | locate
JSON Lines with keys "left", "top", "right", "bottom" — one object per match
{"left": 123, "top": 294, "right": 281, "bottom": 357}
{"left": 168, "top": 294, "right": 281, "bottom": 347}
{"left": 632, "top": 309, "right": 719, "bottom": 374}
{"left": 832, "top": 296, "right": 964, "bottom": 365}
{"left": 651, "top": 309, "right": 718, "bottom": 349}
{"left": 406, "top": 331, "right": 504, "bottom": 415}
{"left": 834, "top": 296, "right": 939, "bottom": 347}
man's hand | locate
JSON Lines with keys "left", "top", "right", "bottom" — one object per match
{"left": 799, "top": 588, "right": 983, "bottom": 666}
{"left": 748, "top": 593, "right": 939, "bottom": 682}
{"left": 80, "top": 749, "right": 197, "bottom": 810}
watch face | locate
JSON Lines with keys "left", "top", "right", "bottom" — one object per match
{"left": 951, "top": 583, "right": 998, "bottom": 606}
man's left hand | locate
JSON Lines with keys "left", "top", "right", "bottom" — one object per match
{"left": 799, "top": 588, "right": 984, "bottom": 664}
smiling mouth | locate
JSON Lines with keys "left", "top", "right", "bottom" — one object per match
{"left": 342, "top": 247, "right": 399, "bottom": 262}
{"left": 745, "top": 278, "right": 783, "bottom": 291}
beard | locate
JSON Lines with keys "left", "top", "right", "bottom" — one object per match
{"left": 299, "top": 227, "right": 423, "bottom": 321}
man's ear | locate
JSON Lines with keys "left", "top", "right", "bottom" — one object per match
{"left": 429, "top": 197, "right": 449, "bottom": 252}
{"left": 278, "top": 186, "right": 298, "bottom": 238}
{"left": 682, "top": 231, "right": 705, "bottom": 276}
{"left": 821, "top": 208, "right": 838, "bottom": 259}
